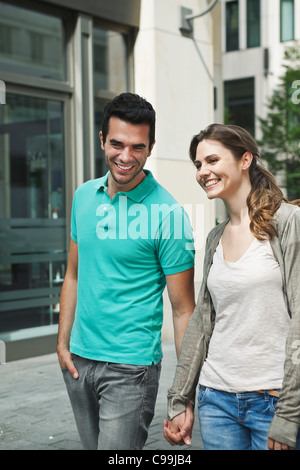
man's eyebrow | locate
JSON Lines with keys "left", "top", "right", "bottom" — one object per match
{"left": 109, "top": 139, "right": 147, "bottom": 148}
{"left": 133, "top": 143, "right": 147, "bottom": 148}
{"left": 109, "top": 139, "right": 123, "bottom": 145}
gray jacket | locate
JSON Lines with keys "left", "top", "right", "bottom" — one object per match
{"left": 167, "top": 202, "right": 300, "bottom": 448}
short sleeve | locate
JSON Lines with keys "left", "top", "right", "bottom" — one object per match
{"left": 156, "top": 206, "right": 195, "bottom": 275}
{"left": 70, "top": 191, "right": 78, "bottom": 243}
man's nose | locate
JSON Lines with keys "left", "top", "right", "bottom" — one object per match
{"left": 119, "top": 146, "right": 132, "bottom": 161}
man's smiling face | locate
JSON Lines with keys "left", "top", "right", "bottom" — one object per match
{"left": 100, "top": 117, "right": 154, "bottom": 195}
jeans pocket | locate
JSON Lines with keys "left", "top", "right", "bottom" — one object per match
{"left": 107, "top": 362, "right": 148, "bottom": 374}
{"left": 263, "top": 396, "right": 279, "bottom": 414}
{"left": 106, "top": 362, "right": 149, "bottom": 388}
{"left": 197, "top": 385, "right": 210, "bottom": 408}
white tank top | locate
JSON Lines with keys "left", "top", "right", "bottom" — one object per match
{"left": 199, "top": 237, "right": 291, "bottom": 392}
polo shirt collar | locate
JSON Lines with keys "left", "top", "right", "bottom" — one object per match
{"left": 95, "top": 170, "right": 155, "bottom": 203}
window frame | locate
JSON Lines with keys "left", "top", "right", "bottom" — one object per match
{"left": 224, "top": 77, "right": 255, "bottom": 137}
{"left": 247, "top": 0, "right": 261, "bottom": 48}
{"left": 226, "top": 0, "right": 240, "bottom": 52}
{"left": 0, "top": 0, "right": 74, "bottom": 92}
{"left": 280, "top": 0, "right": 295, "bottom": 42}
{"left": 0, "top": 83, "right": 71, "bottom": 342}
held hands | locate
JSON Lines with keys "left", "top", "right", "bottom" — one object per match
{"left": 163, "top": 403, "right": 194, "bottom": 446}
{"left": 164, "top": 412, "right": 295, "bottom": 450}
{"left": 268, "top": 438, "right": 294, "bottom": 451}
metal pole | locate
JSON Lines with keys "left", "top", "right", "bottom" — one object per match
{"left": 185, "top": 0, "right": 220, "bottom": 21}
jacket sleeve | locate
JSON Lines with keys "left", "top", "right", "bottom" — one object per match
{"left": 268, "top": 207, "right": 300, "bottom": 448}
{"left": 167, "top": 238, "right": 212, "bottom": 420}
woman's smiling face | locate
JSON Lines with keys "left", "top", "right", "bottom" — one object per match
{"left": 194, "top": 139, "right": 246, "bottom": 201}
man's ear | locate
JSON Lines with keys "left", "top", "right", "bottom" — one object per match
{"left": 99, "top": 131, "right": 104, "bottom": 150}
{"left": 148, "top": 139, "right": 156, "bottom": 157}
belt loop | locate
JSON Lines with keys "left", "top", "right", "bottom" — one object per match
{"left": 264, "top": 390, "right": 270, "bottom": 401}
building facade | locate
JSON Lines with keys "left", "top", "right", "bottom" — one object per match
{"left": 211, "top": 0, "right": 300, "bottom": 223}
{"left": 0, "top": 0, "right": 216, "bottom": 360}
{"left": 219, "top": 0, "right": 300, "bottom": 137}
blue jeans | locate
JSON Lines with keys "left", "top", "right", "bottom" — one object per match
{"left": 63, "top": 354, "right": 161, "bottom": 450}
{"left": 197, "top": 386, "right": 300, "bottom": 450}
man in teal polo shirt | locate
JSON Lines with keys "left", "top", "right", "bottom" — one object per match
{"left": 57, "top": 93, "right": 195, "bottom": 450}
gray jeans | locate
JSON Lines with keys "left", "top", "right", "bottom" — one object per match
{"left": 62, "top": 354, "right": 161, "bottom": 450}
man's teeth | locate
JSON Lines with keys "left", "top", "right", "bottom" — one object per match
{"left": 116, "top": 163, "right": 133, "bottom": 170}
{"left": 205, "top": 179, "right": 219, "bottom": 187}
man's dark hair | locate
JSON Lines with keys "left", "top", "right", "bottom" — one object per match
{"left": 101, "top": 93, "right": 156, "bottom": 150}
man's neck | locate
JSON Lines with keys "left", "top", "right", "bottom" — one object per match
{"left": 107, "top": 170, "right": 147, "bottom": 199}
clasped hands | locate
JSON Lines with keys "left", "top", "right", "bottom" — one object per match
{"left": 163, "top": 403, "right": 194, "bottom": 446}
{"left": 163, "top": 404, "right": 294, "bottom": 450}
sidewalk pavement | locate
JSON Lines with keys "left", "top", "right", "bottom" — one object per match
{"left": 0, "top": 340, "right": 203, "bottom": 451}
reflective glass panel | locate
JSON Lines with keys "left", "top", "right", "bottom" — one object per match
{"left": 224, "top": 78, "right": 255, "bottom": 137}
{"left": 280, "top": 0, "right": 294, "bottom": 42}
{"left": 94, "top": 99, "right": 108, "bottom": 178}
{"left": 93, "top": 27, "right": 128, "bottom": 91}
{"left": 226, "top": 1, "right": 239, "bottom": 52}
{"left": 247, "top": 0, "right": 261, "bottom": 48}
{"left": 0, "top": 2, "right": 67, "bottom": 81}
{"left": 0, "top": 93, "right": 67, "bottom": 336}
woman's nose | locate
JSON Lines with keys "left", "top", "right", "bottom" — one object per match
{"left": 199, "top": 164, "right": 210, "bottom": 178}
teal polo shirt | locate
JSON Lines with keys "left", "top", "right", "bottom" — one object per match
{"left": 69, "top": 170, "right": 195, "bottom": 365}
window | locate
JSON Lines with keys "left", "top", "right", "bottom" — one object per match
{"left": 224, "top": 78, "right": 255, "bottom": 136}
{"left": 226, "top": 1, "right": 239, "bottom": 52}
{"left": 0, "top": 3, "right": 134, "bottom": 358}
{"left": 0, "top": 2, "right": 67, "bottom": 81}
{"left": 94, "top": 100, "right": 108, "bottom": 178}
{"left": 93, "top": 27, "right": 129, "bottom": 94}
{"left": 0, "top": 93, "right": 67, "bottom": 336}
{"left": 0, "top": 2, "right": 69, "bottom": 345}
{"left": 93, "top": 26, "right": 129, "bottom": 178}
{"left": 280, "top": 0, "right": 294, "bottom": 42}
{"left": 247, "top": 0, "right": 261, "bottom": 48}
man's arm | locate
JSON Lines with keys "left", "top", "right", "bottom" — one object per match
{"left": 165, "top": 267, "right": 195, "bottom": 358}
{"left": 57, "top": 238, "right": 79, "bottom": 378}
{"left": 164, "top": 267, "right": 195, "bottom": 446}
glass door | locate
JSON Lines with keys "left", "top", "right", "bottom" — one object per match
{"left": 0, "top": 93, "right": 67, "bottom": 339}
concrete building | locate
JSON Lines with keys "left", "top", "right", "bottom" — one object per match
{"left": 211, "top": 0, "right": 300, "bottom": 224}
{"left": 219, "top": 0, "right": 300, "bottom": 137}
{"left": 0, "top": 0, "right": 217, "bottom": 360}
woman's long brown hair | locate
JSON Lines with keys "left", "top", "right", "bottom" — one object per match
{"left": 189, "top": 123, "right": 300, "bottom": 241}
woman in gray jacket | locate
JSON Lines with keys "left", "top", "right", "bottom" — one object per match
{"left": 164, "top": 124, "right": 300, "bottom": 450}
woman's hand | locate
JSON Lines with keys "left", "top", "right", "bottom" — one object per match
{"left": 163, "top": 403, "right": 194, "bottom": 446}
{"left": 268, "top": 438, "right": 294, "bottom": 450}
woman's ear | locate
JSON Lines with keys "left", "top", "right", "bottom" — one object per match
{"left": 241, "top": 151, "right": 253, "bottom": 171}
